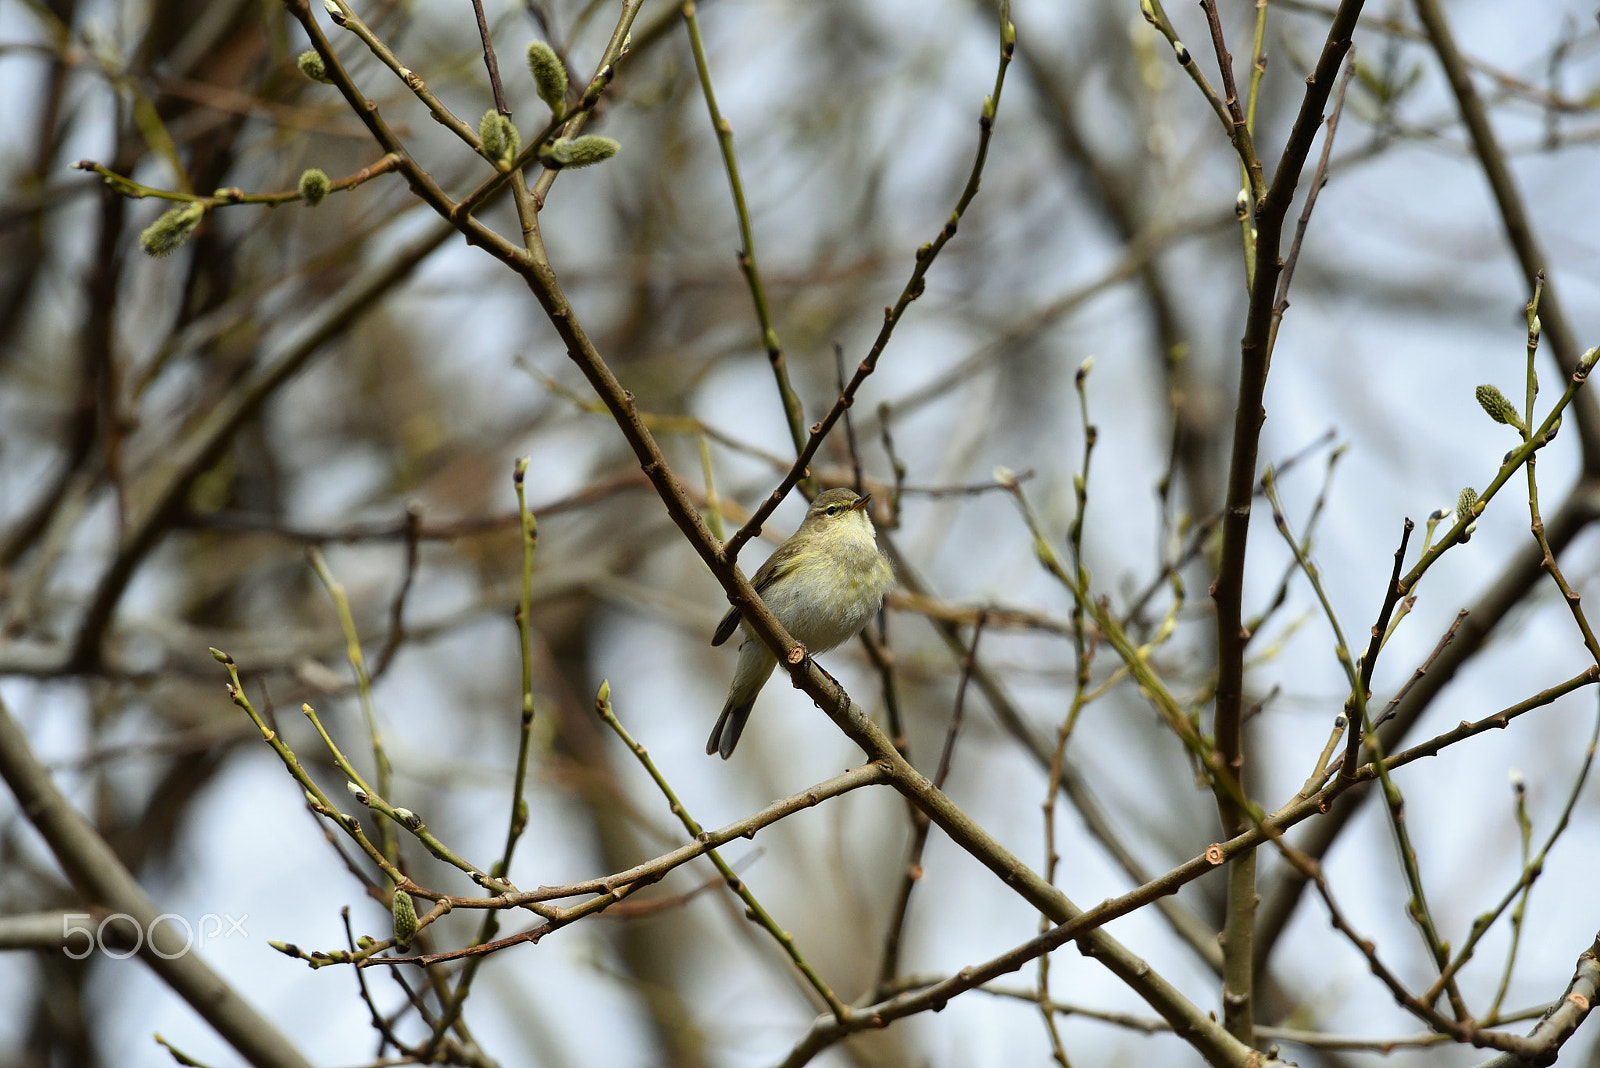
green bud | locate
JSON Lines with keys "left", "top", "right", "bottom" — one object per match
{"left": 299, "top": 49, "right": 332, "bottom": 84}
{"left": 391, "top": 890, "right": 418, "bottom": 950}
{"left": 297, "top": 49, "right": 332, "bottom": 84}
{"left": 479, "top": 110, "right": 504, "bottom": 159}
{"left": 356, "top": 935, "right": 376, "bottom": 950}
{"left": 1475, "top": 384, "right": 1526, "bottom": 430}
{"left": 479, "top": 110, "right": 520, "bottom": 166}
{"left": 596, "top": 679, "right": 611, "bottom": 705}
{"left": 526, "top": 40, "right": 568, "bottom": 116}
{"left": 1456, "top": 487, "right": 1479, "bottom": 525}
{"left": 542, "top": 135, "right": 619, "bottom": 170}
{"left": 298, "top": 168, "right": 330, "bottom": 207}
{"left": 138, "top": 202, "right": 205, "bottom": 258}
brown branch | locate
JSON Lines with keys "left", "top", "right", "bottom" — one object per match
{"left": 469, "top": 0, "right": 510, "bottom": 116}
{"left": 1208, "top": 0, "right": 1365, "bottom": 1043}
{"left": 1338, "top": 517, "right": 1414, "bottom": 778}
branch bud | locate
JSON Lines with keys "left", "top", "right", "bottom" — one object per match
{"left": 1474, "top": 384, "right": 1525, "bottom": 431}
{"left": 138, "top": 202, "right": 206, "bottom": 258}
{"left": 526, "top": 40, "right": 569, "bottom": 117}
{"left": 1455, "top": 487, "right": 1479, "bottom": 543}
{"left": 298, "top": 168, "right": 331, "bottom": 207}
{"left": 479, "top": 110, "right": 521, "bottom": 166}
{"left": 541, "top": 135, "right": 620, "bottom": 170}
{"left": 391, "top": 890, "right": 418, "bottom": 951}
{"left": 297, "top": 50, "right": 332, "bottom": 84}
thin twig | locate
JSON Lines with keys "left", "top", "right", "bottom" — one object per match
{"left": 719, "top": 6, "right": 1016, "bottom": 564}
{"left": 469, "top": 0, "right": 510, "bottom": 116}
{"left": 681, "top": 0, "right": 808, "bottom": 459}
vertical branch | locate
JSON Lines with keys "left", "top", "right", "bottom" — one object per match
{"left": 681, "top": 0, "right": 809, "bottom": 462}
{"left": 1037, "top": 364, "right": 1099, "bottom": 1066}
{"left": 1209, "top": 0, "right": 1366, "bottom": 1045}
{"left": 1198, "top": 0, "right": 1265, "bottom": 282}
{"left": 469, "top": 0, "right": 511, "bottom": 116}
{"left": 307, "top": 547, "right": 398, "bottom": 869}
{"left": 425, "top": 460, "right": 542, "bottom": 1056}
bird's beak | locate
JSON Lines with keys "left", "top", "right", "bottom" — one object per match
{"left": 850, "top": 494, "right": 872, "bottom": 512}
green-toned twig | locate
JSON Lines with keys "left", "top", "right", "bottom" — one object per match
{"left": 1139, "top": 0, "right": 1266, "bottom": 209}
{"left": 1243, "top": 443, "right": 1346, "bottom": 652}
{"left": 1465, "top": 705, "right": 1600, "bottom": 1023}
{"left": 75, "top": 154, "right": 401, "bottom": 207}
{"left": 320, "top": 0, "right": 487, "bottom": 156}
{"left": 1521, "top": 282, "right": 1600, "bottom": 667}
{"left": 298, "top": 699, "right": 521, "bottom": 899}
{"left": 153, "top": 1034, "right": 219, "bottom": 1068}
{"left": 212, "top": 651, "right": 404, "bottom": 886}
{"left": 504, "top": 459, "right": 541, "bottom": 877}
{"left": 423, "top": 458, "right": 544, "bottom": 1057}
{"left": 1261, "top": 478, "right": 1462, "bottom": 1013}
{"left": 595, "top": 682, "right": 852, "bottom": 1021}
{"left": 1245, "top": 0, "right": 1268, "bottom": 135}
{"left": 1390, "top": 356, "right": 1592, "bottom": 634}
{"left": 697, "top": 434, "right": 726, "bottom": 541}
{"left": 1493, "top": 773, "right": 1530, "bottom": 1019}
{"left": 1000, "top": 478, "right": 1259, "bottom": 821}
{"left": 681, "top": 0, "right": 807, "bottom": 462}
{"left": 307, "top": 547, "right": 398, "bottom": 868}
{"left": 1038, "top": 359, "right": 1099, "bottom": 1061}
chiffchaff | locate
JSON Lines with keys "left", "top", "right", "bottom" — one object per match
{"left": 707, "top": 487, "right": 895, "bottom": 759}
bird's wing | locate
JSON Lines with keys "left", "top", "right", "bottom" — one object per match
{"left": 711, "top": 605, "right": 742, "bottom": 647}
{"left": 710, "top": 544, "right": 801, "bottom": 647}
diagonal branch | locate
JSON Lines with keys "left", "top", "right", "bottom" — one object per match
{"left": 0, "top": 692, "right": 314, "bottom": 1068}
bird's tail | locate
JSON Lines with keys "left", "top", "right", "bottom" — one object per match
{"left": 707, "top": 643, "right": 776, "bottom": 758}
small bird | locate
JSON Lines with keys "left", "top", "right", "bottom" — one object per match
{"left": 707, "top": 487, "right": 895, "bottom": 759}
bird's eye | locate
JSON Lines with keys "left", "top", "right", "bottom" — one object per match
{"left": 825, "top": 506, "right": 839, "bottom": 516}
